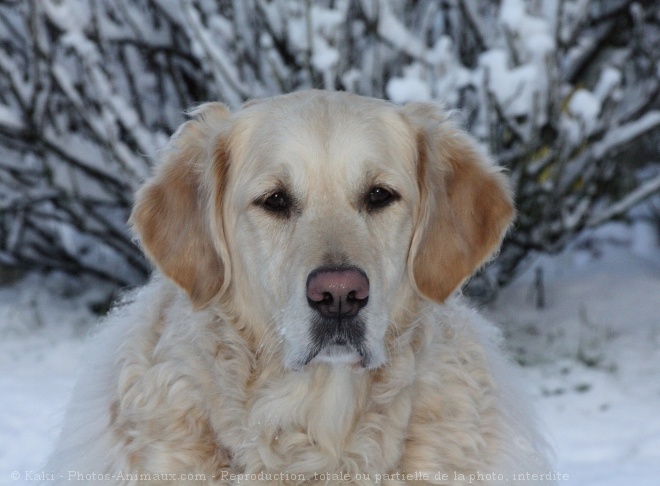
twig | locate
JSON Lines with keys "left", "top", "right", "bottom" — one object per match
{"left": 588, "top": 172, "right": 660, "bottom": 227}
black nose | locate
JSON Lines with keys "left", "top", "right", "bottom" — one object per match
{"left": 306, "top": 266, "right": 369, "bottom": 318}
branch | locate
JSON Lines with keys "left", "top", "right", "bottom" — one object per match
{"left": 592, "top": 111, "right": 660, "bottom": 159}
{"left": 179, "top": 0, "right": 253, "bottom": 106}
{"left": 457, "top": 0, "right": 490, "bottom": 52}
{"left": 587, "top": 171, "right": 660, "bottom": 227}
{"left": 376, "top": 0, "right": 432, "bottom": 66}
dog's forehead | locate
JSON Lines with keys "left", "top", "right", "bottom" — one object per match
{"left": 233, "top": 93, "right": 416, "bottom": 181}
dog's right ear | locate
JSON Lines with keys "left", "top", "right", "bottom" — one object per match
{"left": 130, "top": 103, "right": 232, "bottom": 310}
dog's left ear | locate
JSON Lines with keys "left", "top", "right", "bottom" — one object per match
{"left": 402, "top": 103, "right": 515, "bottom": 303}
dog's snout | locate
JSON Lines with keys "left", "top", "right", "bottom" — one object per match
{"left": 306, "top": 267, "right": 369, "bottom": 318}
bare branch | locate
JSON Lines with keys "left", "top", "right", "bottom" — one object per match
{"left": 588, "top": 172, "right": 660, "bottom": 227}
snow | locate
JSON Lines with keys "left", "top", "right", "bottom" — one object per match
{"left": 478, "top": 49, "right": 538, "bottom": 118}
{"left": 592, "top": 111, "right": 660, "bottom": 160}
{"left": 0, "top": 273, "right": 114, "bottom": 483}
{"left": 0, "top": 104, "right": 23, "bottom": 131}
{"left": 0, "top": 51, "right": 33, "bottom": 104}
{"left": 485, "top": 224, "right": 660, "bottom": 485}
{"left": 593, "top": 67, "right": 622, "bottom": 103}
{"left": 475, "top": 0, "right": 557, "bottom": 134}
{"left": 377, "top": 3, "right": 427, "bottom": 61}
{"left": 499, "top": 0, "right": 555, "bottom": 60}
{"left": 567, "top": 89, "right": 600, "bottom": 136}
{"left": 42, "top": 0, "right": 91, "bottom": 33}
{"left": 311, "top": 39, "right": 339, "bottom": 72}
{"left": 386, "top": 65, "right": 432, "bottom": 104}
{"left": 1, "top": 224, "right": 659, "bottom": 484}
{"left": 311, "top": 5, "right": 345, "bottom": 39}
{"left": 179, "top": 1, "right": 252, "bottom": 106}
{"left": 587, "top": 173, "right": 660, "bottom": 228}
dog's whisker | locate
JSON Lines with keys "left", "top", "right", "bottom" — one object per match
{"left": 255, "top": 318, "right": 283, "bottom": 362}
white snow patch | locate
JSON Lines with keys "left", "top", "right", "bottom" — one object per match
{"left": 479, "top": 49, "right": 538, "bottom": 118}
{"left": 42, "top": 0, "right": 91, "bottom": 33}
{"left": 387, "top": 65, "right": 432, "bottom": 104}
{"left": 568, "top": 89, "right": 601, "bottom": 136}
{"left": 0, "top": 272, "right": 114, "bottom": 484}
{"left": 486, "top": 223, "right": 660, "bottom": 484}
{"left": 0, "top": 104, "right": 23, "bottom": 131}
{"left": 311, "top": 40, "right": 339, "bottom": 72}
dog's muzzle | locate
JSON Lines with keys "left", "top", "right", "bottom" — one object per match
{"left": 304, "top": 266, "right": 370, "bottom": 366}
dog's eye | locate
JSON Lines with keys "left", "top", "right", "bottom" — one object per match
{"left": 262, "top": 191, "right": 290, "bottom": 213}
{"left": 366, "top": 186, "right": 398, "bottom": 210}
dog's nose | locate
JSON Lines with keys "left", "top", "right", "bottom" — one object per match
{"left": 306, "top": 267, "right": 369, "bottom": 318}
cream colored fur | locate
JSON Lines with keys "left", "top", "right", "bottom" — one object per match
{"left": 48, "top": 91, "right": 555, "bottom": 485}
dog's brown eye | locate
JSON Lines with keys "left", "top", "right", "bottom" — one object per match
{"left": 366, "top": 186, "right": 397, "bottom": 210}
{"left": 262, "top": 191, "right": 290, "bottom": 213}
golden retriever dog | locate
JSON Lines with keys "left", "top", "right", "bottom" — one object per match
{"left": 48, "top": 91, "right": 554, "bottom": 485}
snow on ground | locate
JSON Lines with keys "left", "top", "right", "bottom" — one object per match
{"left": 486, "top": 222, "right": 660, "bottom": 485}
{"left": 1, "top": 222, "right": 659, "bottom": 485}
{"left": 0, "top": 272, "right": 114, "bottom": 484}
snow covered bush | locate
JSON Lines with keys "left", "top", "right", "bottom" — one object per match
{"left": 0, "top": 0, "right": 658, "bottom": 293}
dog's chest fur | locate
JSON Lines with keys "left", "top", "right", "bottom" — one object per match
{"left": 110, "top": 285, "right": 506, "bottom": 482}
{"left": 202, "top": 315, "right": 420, "bottom": 479}
{"left": 47, "top": 281, "right": 553, "bottom": 485}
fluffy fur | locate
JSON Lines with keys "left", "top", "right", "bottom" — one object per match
{"left": 48, "top": 91, "right": 554, "bottom": 485}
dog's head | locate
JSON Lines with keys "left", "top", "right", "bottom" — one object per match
{"left": 131, "top": 91, "right": 514, "bottom": 370}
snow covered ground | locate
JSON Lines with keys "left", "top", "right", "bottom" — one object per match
{"left": 0, "top": 273, "right": 114, "bottom": 484}
{"left": 1, "top": 223, "right": 659, "bottom": 485}
{"left": 485, "top": 222, "right": 660, "bottom": 485}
